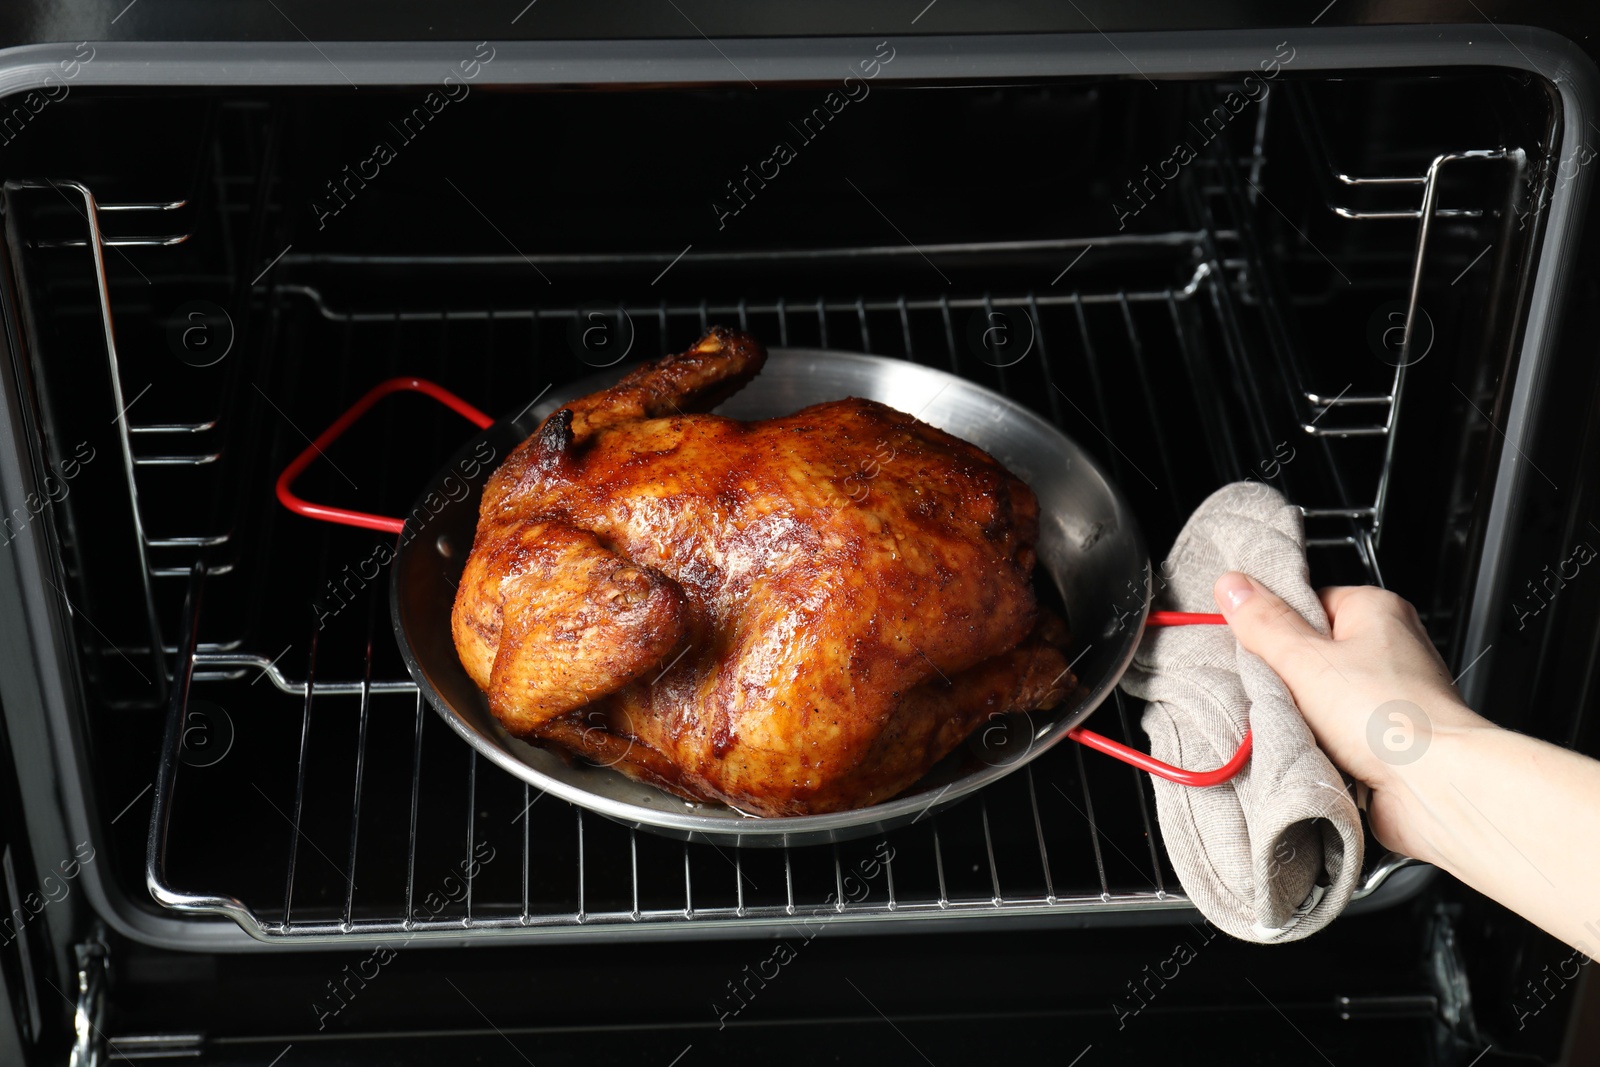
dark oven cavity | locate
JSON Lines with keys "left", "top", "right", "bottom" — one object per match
{"left": 0, "top": 70, "right": 1552, "bottom": 947}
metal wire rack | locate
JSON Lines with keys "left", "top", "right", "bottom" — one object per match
{"left": 140, "top": 252, "right": 1412, "bottom": 942}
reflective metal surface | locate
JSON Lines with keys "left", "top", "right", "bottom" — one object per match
{"left": 392, "top": 348, "right": 1149, "bottom": 847}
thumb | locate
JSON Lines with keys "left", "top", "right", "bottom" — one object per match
{"left": 1212, "top": 571, "right": 1327, "bottom": 684}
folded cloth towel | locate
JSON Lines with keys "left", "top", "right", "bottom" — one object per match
{"left": 1119, "top": 481, "right": 1363, "bottom": 943}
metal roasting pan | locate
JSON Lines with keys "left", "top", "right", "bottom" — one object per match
{"left": 389, "top": 348, "right": 1150, "bottom": 848}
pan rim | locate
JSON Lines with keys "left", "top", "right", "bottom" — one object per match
{"left": 391, "top": 347, "right": 1150, "bottom": 844}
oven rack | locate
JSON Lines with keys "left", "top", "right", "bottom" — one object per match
{"left": 1288, "top": 140, "right": 1522, "bottom": 567}
{"left": 4, "top": 176, "right": 240, "bottom": 715}
{"left": 151, "top": 561, "right": 1413, "bottom": 943}
{"left": 1187, "top": 86, "right": 1525, "bottom": 576}
{"left": 139, "top": 242, "right": 1410, "bottom": 941}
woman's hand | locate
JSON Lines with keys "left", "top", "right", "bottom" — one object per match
{"left": 1210, "top": 573, "right": 1494, "bottom": 865}
{"left": 1211, "top": 571, "right": 1600, "bottom": 954}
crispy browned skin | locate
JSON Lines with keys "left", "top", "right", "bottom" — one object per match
{"left": 453, "top": 327, "right": 1071, "bottom": 816}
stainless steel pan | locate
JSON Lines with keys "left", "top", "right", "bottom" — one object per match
{"left": 282, "top": 348, "right": 1168, "bottom": 848}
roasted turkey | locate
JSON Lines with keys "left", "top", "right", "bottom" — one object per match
{"left": 452, "top": 327, "right": 1072, "bottom": 816}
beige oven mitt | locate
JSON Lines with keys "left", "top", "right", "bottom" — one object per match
{"left": 1118, "top": 481, "right": 1363, "bottom": 943}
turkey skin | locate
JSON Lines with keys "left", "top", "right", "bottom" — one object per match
{"left": 452, "top": 328, "right": 1071, "bottom": 816}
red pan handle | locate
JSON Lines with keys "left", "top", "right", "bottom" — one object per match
{"left": 1068, "top": 723, "right": 1254, "bottom": 787}
{"left": 1146, "top": 611, "right": 1226, "bottom": 626}
{"left": 275, "top": 377, "right": 494, "bottom": 535}
{"left": 1067, "top": 609, "right": 1253, "bottom": 786}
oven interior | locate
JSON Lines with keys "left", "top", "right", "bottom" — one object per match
{"left": 0, "top": 58, "right": 1565, "bottom": 1040}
